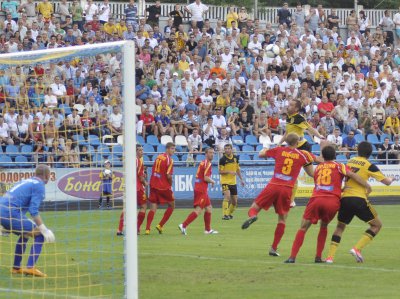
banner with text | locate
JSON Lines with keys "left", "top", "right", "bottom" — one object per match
{"left": 0, "top": 165, "right": 399, "bottom": 201}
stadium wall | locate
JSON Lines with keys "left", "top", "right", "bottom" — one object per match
{"left": 3, "top": 165, "right": 399, "bottom": 201}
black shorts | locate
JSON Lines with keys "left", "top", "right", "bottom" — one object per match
{"left": 297, "top": 141, "right": 312, "bottom": 152}
{"left": 222, "top": 184, "right": 238, "bottom": 196}
{"left": 337, "top": 197, "right": 378, "bottom": 225}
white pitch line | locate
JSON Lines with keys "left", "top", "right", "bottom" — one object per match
{"left": 139, "top": 252, "right": 400, "bottom": 273}
{"left": 0, "top": 287, "right": 91, "bottom": 299}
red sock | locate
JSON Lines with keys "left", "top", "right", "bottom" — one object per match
{"left": 183, "top": 212, "right": 198, "bottom": 228}
{"left": 248, "top": 207, "right": 259, "bottom": 218}
{"left": 290, "top": 229, "right": 306, "bottom": 259}
{"left": 146, "top": 210, "right": 155, "bottom": 230}
{"left": 137, "top": 211, "right": 146, "bottom": 232}
{"left": 272, "top": 223, "right": 286, "bottom": 250}
{"left": 118, "top": 212, "right": 124, "bottom": 232}
{"left": 316, "top": 227, "right": 328, "bottom": 258}
{"left": 159, "top": 207, "right": 174, "bottom": 227}
{"left": 204, "top": 211, "right": 211, "bottom": 231}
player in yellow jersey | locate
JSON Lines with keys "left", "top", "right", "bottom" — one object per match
{"left": 326, "top": 141, "right": 395, "bottom": 263}
{"left": 219, "top": 144, "right": 244, "bottom": 220}
{"left": 278, "top": 100, "right": 326, "bottom": 207}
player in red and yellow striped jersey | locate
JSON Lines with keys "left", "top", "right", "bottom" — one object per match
{"left": 117, "top": 144, "right": 148, "bottom": 236}
{"left": 145, "top": 142, "right": 176, "bottom": 234}
{"left": 284, "top": 145, "right": 371, "bottom": 263}
{"left": 178, "top": 148, "right": 218, "bottom": 235}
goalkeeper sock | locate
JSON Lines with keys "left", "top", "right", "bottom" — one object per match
{"left": 118, "top": 211, "right": 124, "bottom": 232}
{"left": 27, "top": 234, "right": 44, "bottom": 268}
{"left": 137, "top": 211, "right": 146, "bottom": 232}
{"left": 228, "top": 204, "right": 237, "bottom": 215}
{"left": 316, "top": 227, "right": 328, "bottom": 258}
{"left": 106, "top": 196, "right": 111, "bottom": 207}
{"left": 159, "top": 207, "right": 174, "bottom": 227}
{"left": 204, "top": 211, "right": 211, "bottom": 232}
{"left": 183, "top": 212, "right": 198, "bottom": 228}
{"left": 13, "top": 236, "right": 28, "bottom": 269}
{"left": 222, "top": 200, "right": 229, "bottom": 216}
{"left": 146, "top": 210, "right": 155, "bottom": 231}
{"left": 290, "top": 229, "right": 306, "bottom": 259}
{"left": 272, "top": 223, "right": 286, "bottom": 251}
{"left": 98, "top": 197, "right": 103, "bottom": 206}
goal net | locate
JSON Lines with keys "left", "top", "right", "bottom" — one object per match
{"left": 0, "top": 41, "right": 136, "bottom": 299}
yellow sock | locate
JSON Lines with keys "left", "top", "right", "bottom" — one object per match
{"left": 291, "top": 182, "right": 298, "bottom": 203}
{"left": 354, "top": 232, "right": 374, "bottom": 251}
{"left": 222, "top": 200, "right": 229, "bottom": 216}
{"left": 228, "top": 204, "right": 237, "bottom": 215}
{"left": 327, "top": 242, "right": 339, "bottom": 258}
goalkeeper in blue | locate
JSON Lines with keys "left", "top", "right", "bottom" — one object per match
{"left": 0, "top": 164, "right": 55, "bottom": 277}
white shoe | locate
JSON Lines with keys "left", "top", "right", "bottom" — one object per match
{"left": 178, "top": 224, "right": 187, "bottom": 235}
{"left": 325, "top": 257, "right": 334, "bottom": 264}
{"left": 204, "top": 229, "right": 218, "bottom": 234}
{"left": 290, "top": 201, "right": 296, "bottom": 208}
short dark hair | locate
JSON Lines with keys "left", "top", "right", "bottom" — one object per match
{"left": 322, "top": 145, "right": 336, "bottom": 161}
{"left": 292, "top": 100, "right": 302, "bottom": 111}
{"left": 357, "top": 141, "right": 373, "bottom": 158}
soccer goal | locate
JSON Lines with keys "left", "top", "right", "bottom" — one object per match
{"left": 0, "top": 41, "right": 137, "bottom": 299}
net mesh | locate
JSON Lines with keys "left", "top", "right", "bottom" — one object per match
{"left": 0, "top": 42, "right": 127, "bottom": 299}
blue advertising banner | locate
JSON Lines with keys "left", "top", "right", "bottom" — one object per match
{"left": 148, "top": 166, "right": 276, "bottom": 200}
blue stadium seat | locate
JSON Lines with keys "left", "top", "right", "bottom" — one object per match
{"left": 97, "top": 144, "right": 111, "bottom": 157}
{"left": 136, "top": 135, "right": 145, "bottom": 145}
{"left": 380, "top": 133, "right": 391, "bottom": 142}
{"left": 195, "top": 154, "right": 205, "bottom": 161}
{"left": 108, "top": 155, "right": 123, "bottom": 167}
{"left": 256, "top": 144, "right": 264, "bottom": 151}
{"left": 88, "top": 135, "right": 101, "bottom": 147}
{"left": 336, "top": 154, "right": 347, "bottom": 163}
{"left": 304, "top": 135, "right": 315, "bottom": 145}
{"left": 59, "top": 104, "right": 72, "bottom": 115}
{"left": 15, "top": 155, "right": 29, "bottom": 168}
{"left": 311, "top": 144, "right": 320, "bottom": 153}
{"left": 171, "top": 155, "right": 179, "bottom": 162}
{"left": 0, "top": 155, "right": 13, "bottom": 167}
{"left": 157, "top": 145, "right": 166, "bottom": 153}
{"left": 6, "top": 144, "right": 19, "bottom": 157}
{"left": 242, "top": 145, "right": 254, "bottom": 152}
{"left": 232, "top": 136, "right": 243, "bottom": 145}
{"left": 93, "top": 153, "right": 104, "bottom": 167}
{"left": 143, "top": 144, "right": 155, "bottom": 153}
{"left": 112, "top": 144, "right": 123, "bottom": 157}
{"left": 367, "top": 134, "right": 380, "bottom": 145}
{"left": 233, "top": 145, "right": 241, "bottom": 152}
{"left": 354, "top": 134, "right": 365, "bottom": 144}
{"left": 143, "top": 155, "right": 150, "bottom": 161}
{"left": 146, "top": 135, "right": 160, "bottom": 146}
{"left": 245, "top": 135, "right": 258, "bottom": 146}
{"left": 239, "top": 153, "right": 252, "bottom": 161}
{"left": 73, "top": 134, "right": 88, "bottom": 146}
{"left": 20, "top": 145, "right": 33, "bottom": 158}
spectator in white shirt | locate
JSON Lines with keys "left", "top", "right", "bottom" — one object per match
{"left": 185, "top": 0, "right": 209, "bottom": 30}
{"left": 188, "top": 128, "right": 203, "bottom": 153}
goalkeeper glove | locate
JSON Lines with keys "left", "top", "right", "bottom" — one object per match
{"left": 38, "top": 224, "right": 56, "bottom": 243}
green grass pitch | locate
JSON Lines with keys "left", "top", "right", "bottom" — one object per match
{"left": 1, "top": 206, "right": 400, "bottom": 298}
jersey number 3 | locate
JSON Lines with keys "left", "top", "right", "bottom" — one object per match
{"left": 282, "top": 158, "right": 293, "bottom": 175}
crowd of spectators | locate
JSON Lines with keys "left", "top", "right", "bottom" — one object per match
{"left": 1, "top": 1, "right": 400, "bottom": 165}
{"left": 135, "top": 1, "right": 400, "bottom": 164}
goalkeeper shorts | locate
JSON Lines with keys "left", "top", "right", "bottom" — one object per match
{"left": 0, "top": 209, "right": 36, "bottom": 234}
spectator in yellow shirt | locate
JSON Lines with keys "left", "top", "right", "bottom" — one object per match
{"left": 103, "top": 18, "right": 117, "bottom": 37}
{"left": 157, "top": 100, "right": 172, "bottom": 116}
{"left": 384, "top": 112, "right": 400, "bottom": 136}
{"left": 314, "top": 65, "right": 330, "bottom": 81}
{"left": 36, "top": 0, "right": 53, "bottom": 20}
{"left": 216, "top": 89, "right": 230, "bottom": 113}
{"left": 115, "top": 19, "right": 128, "bottom": 37}
{"left": 226, "top": 6, "right": 238, "bottom": 29}
{"left": 178, "top": 53, "right": 189, "bottom": 72}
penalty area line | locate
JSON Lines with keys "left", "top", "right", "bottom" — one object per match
{"left": 140, "top": 252, "right": 400, "bottom": 273}
{"left": 0, "top": 287, "right": 90, "bottom": 299}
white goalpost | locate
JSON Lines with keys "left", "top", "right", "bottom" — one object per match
{"left": 0, "top": 41, "right": 137, "bottom": 298}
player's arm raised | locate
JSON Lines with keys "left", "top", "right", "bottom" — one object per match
{"left": 307, "top": 126, "right": 325, "bottom": 140}
{"left": 380, "top": 177, "right": 396, "bottom": 186}
{"left": 346, "top": 170, "right": 372, "bottom": 195}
